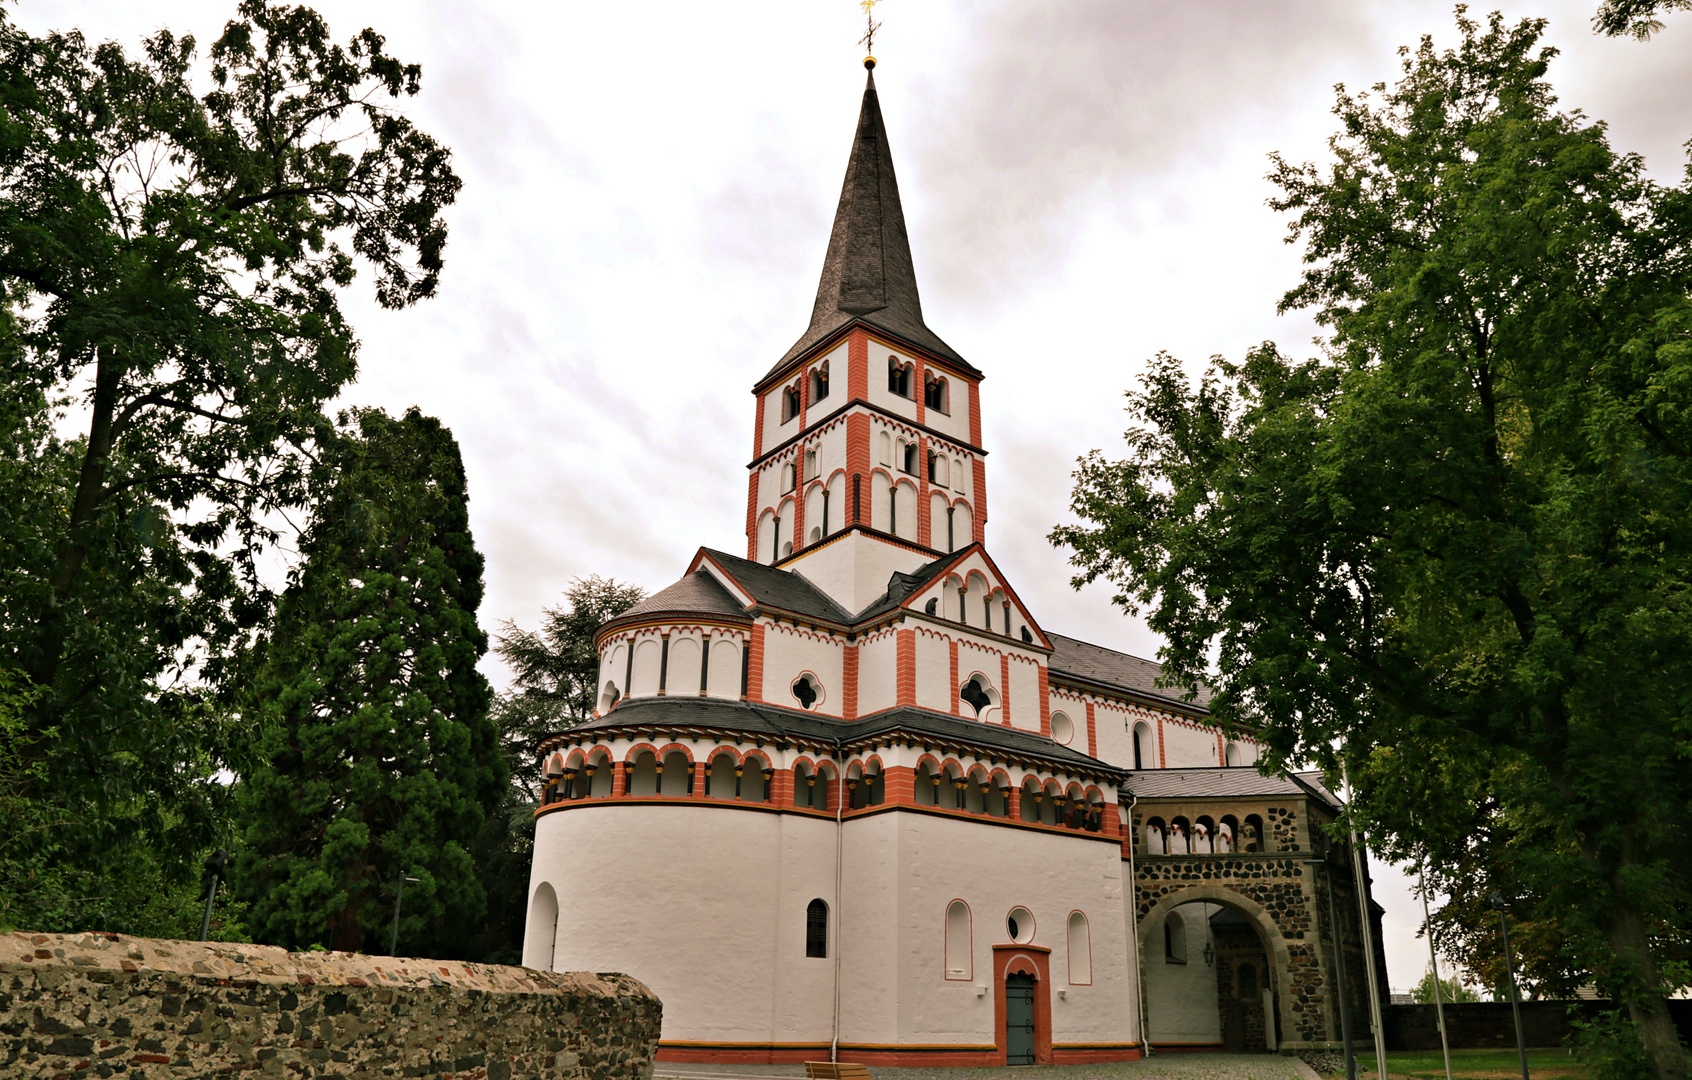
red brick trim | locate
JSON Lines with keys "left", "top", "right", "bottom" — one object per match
{"left": 993, "top": 944, "right": 1053, "bottom": 1066}
{"left": 896, "top": 629, "right": 916, "bottom": 707}
{"left": 1084, "top": 699, "right": 1097, "bottom": 758}
{"left": 745, "top": 623, "right": 766, "bottom": 702}
{"left": 1158, "top": 714, "right": 1167, "bottom": 768}
{"left": 1037, "top": 663, "right": 1052, "bottom": 735}
{"left": 1001, "top": 653, "right": 1014, "bottom": 729}
{"left": 842, "top": 642, "right": 859, "bottom": 720}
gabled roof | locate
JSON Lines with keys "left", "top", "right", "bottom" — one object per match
{"left": 619, "top": 571, "right": 746, "bottom": 621}
{"left": 548, "top": 696, "right": 1124, "bottom": 780}
{"left": 1047, "top": 632, "right": 1213, "bottom": 712}
{"left": 767, "top": 68, "right": 974, "bottom": 380}
{"left": 693, "top": 548, "right": 855, "bottom": 625}
{"left": 1122, "top": 767, "right": 1343, "bottom": 813}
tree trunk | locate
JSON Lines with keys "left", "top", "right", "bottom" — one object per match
{"left": 1607, "top": 896, "right": 1687, "bottom": 1080}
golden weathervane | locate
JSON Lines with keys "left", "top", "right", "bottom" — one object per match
{"left": 859, "top": 0, "right": 883, "bottom": 65}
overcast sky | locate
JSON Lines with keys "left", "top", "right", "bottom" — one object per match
{"left": 21, "top": 0, "right": 1692, "bottom": 994}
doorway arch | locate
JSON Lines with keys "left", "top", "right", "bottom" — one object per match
{"left": 1138, "top": 886, "right": 1296, "bottom": 1052}
{"left": 992, "top": 944, "right": 1052, "bottom": 1065}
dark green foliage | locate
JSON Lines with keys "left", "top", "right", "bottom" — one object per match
{"left": 1571, "top": 1010, "right": 1655, "bottom": 1080}
{"left": 0, "top": 2, "right": 458, "bottom": 930}
{"left": 1593, "top": 0, "right": 1692, "bottom": 38}
{"left": 1053, "top": 12, "right": 1692, "bottom": 1078}
{"left": 464, "top": 577, "right": 645, "bottom": 964}
{"left": 233, "top": 408, "right": 501, "bottom": 957}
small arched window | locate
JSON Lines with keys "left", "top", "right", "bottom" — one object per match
{"left": 1225, "top": 741, "right": 1243, "bottom": 767}
{"left": 806, "top": 899, "right": 829, "bottom": 958}
{"left": 781, "top": 462, "right": 796, "bottom": 492}
{"left": 1067, "top": 912, "right": 1091, "bottom": 985}
{"left": 945, "top": 900, "right": 972, "bottom": 980}
{"left": 888, "top": 356, "right": 912, "bottom": 397}
{"left": 1165, "top": 910, "right": 1187, "bottom": 963}
{"left": 782, "top": 382, "right": 802, "bottom": 423}
{"left": 878, "top": 431, "right": 892, "bottom": 466}
{"left": 925, "top": 375, "right": 949, "bottom": 413}
{"left": 810, "top": 361, "right": 829, "bottom": 403}
{"left": 902, "top": 443, "right": 918, "bottom": 475}
{"left": 1132, "top": 721, "right": 1154, "bottom": 770}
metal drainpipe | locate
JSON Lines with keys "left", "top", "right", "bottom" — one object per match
{"left": 1126, "top": 793, "right": 1152, "bottom": 1058}
{"left": 831, "top": 746, "right": 845, "bottom": 1064}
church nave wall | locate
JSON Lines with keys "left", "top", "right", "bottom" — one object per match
{"left": 856, "top": 629, "right": 899, "bottom": 715}
{"left": 759, "top": 621, "right": 846, "bottom": 716}
{"left": 913, "top": 629, "right": 952, "bottom": 712}
{"left": 594, "top": 626, "right": 748, "bottom": 713}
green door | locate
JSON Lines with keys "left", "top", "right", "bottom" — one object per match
{"left": 1005, "top": 974, "right": 1036, "bottom": 1065}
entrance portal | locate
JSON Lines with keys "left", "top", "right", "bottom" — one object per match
{"left": 1145, "top": 900, "right": 1277, "bottom": 1051}
{"left": 1005, "top": 974, "right": 1036, "bottom": 1064}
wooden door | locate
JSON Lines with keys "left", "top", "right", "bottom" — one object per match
{"left": 1005, "top": 974, "right": 1037, "bottom": 1065}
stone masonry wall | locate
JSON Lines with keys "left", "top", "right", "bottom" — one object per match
{"left": 0, "top": 932, "right": 661, "bottom": 1080}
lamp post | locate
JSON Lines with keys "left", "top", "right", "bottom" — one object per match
{"left": 1490, "top": 892, "right": 1531, "bottom": 1080}
{"left": 198, "top": 849, "right": 230, "bottom": 941}
{"left": 1419, "top": 862, "right": 1454, "bottom": 1080}
{"left": 1308, "top": 853, "right": 1357, "bottom": 1080}
{"left": 389, "top": 872, "right": 421, "bottom": 957}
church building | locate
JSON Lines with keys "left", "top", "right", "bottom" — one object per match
{"left": 522, "top": 60, "right": 1387, "bottom": 1066}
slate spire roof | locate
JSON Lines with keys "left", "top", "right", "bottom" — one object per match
{"left": 768, "top": 68, "right": 975, "bottom": 379}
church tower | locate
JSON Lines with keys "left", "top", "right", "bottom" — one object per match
{"left": 747, "top": 66, "right": 987, "bottom": 615}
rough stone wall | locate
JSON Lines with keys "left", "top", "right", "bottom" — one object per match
{"left": 1267, "top": 806, "right": 1301, "bottom": 853}
{"left": 1133, "top": 854, "right": 1327, "bottom": 1044}
{"left": 1, "top": 932, "right": 661, "bottom": 1080}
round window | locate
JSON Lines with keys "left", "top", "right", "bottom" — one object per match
{"left": 1050, "top": 711, "right": 1074, "bottom": 745}
{"left": 1007, "top": 906, "right": 1035, "bottom": 944}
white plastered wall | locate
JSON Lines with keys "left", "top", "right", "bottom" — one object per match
{"left": 857, "top": 630, "right": 898, "bottom": 715}
{"left": 914, "top": 630, "right": 951, "bottom": 713}
{"left": 786, "top": 532, "right": 934, "bottom": 616}
{"left": 1162, "top": 720, "right": 1223, "bottom": 767}
{"left": 760, "top": 622, "right": 845, "bottom": 716}
{"left": 1142, "top": 900, "right": 1224, "bottom": 1045}
{"left": 1007, "top": 656, "right": 1041, "bottom": 732}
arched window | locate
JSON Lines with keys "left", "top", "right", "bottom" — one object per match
{"left": 888, "top": 356, "right": 912, "bottom": 397}
{"left": 1020, "top": 778, "right": 1041, "bottom": 823}
{"left": 598, "top": 680, "right": 621, "bottom": 714}
{"left": 1067, "top": 912, "right": 1091, "bottom": 985}
{"left": 945, "top": 900, "right": 972, "bottom": 980}
{"left": 627, "top": 751, "right": 659, "bottom": 796}
{"left": 805, "top": 899, "right": 829, "bottom": 958}
{"left": 781, "top": 462, "right": 796, "bottom": 492}
{"left": 1218, "top": 815, "right": 1237, "bottom": 853}
{"left": 706, "top": 752, "right": 736, "bottom": 799}
{"left": 1225, "top": 741, "right": 1243, "bottom": 767}
{"left": 1165, "top": 910, "right": 1187, "bottom": 963}
{"left": 782, "top": 382, "right": 801, "bottom": 422}
{"left": 1145, "top": 816, "right": 1166, "bottom": 855}
{"left": 901, "top": 442, "right": 918, "bottom": 475}
{"left": 522, "top": 882, "right": 559, "bottom": 971}
{"left": 810, "top": 361, "right": 829, "bottom": 403}
{"left": 1050, "top": 711, "right": 1075, "bottom": 746}
{"left": 925, "top": 375, "right": 949, "bottom": 413}
{"left": 1243, "top": 814, "right": 1265, "bottom": 853}
{"left": 916, "top": 760, "right": 941, "bottom": 806}
{"left": 661, "top": 751, "right": 693, "bottom": 796}
{"left": 878, "top": 431, "right": 892, "bottom": 466}
{"left": 1132, "top": 721, "right": 1154, "bottom": 770}
{"left": 1194, "top": 815, "right": 1215, "bottom": 854}
{"left": 805, "top": 449, "right": 818, "bottom": 481}
{"left": 780, "top": 539, "right": 793, "bottom": 559}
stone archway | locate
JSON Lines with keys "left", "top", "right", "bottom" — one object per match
{"left": 1138, "top": 885, "right": 1304, "bottom": 1051}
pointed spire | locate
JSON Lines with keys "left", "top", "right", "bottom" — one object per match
{"left": 768, "top": 65, "right": 973, "bottom": 378}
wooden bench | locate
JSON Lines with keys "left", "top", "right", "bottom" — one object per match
{"left": 804, "top": 1063, "right": 872, "bottom": 1080}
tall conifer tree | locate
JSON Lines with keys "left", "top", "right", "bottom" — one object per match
{"left": 234, "top": 407, "right": 502, "bottom": 956}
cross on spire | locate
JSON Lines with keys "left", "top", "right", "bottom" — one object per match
{"left": 858, "top": 0, "right": 882, "bottom": 61}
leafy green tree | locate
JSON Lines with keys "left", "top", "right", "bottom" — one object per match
{"left": 1593, "top": 0, "right": 1692, "bottom": 38}
{"left": 233, "top": 408, "right": 501, "bottom": 957}
{"left": 461, "top": 577, "right": 645, "bottom": 963}
{"left": 0, "top": 0, "right": 459, "bottom": 920}
{"left": 1053, "top": 12, "right": 1692, "bottom": 1077}
{"left": 1412, "top": 966, "right": 1480, "bottom": 1005}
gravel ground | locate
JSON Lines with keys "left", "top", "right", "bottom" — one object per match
{"left": 655, "top": 1055, "right": 1314, "bottom": 1080}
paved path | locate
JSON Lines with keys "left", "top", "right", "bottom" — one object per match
{"left": 656, "top": 1055, "right": 1316, "bottom": 1080}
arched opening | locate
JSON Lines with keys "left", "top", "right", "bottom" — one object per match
{"left": 1146, "top": 898, "right": 1280, "bottom": 1053}
{"left": 925, "top": 374, "right": 948, "bottom": 413}
{"left": 627, "top": 751, "right": 659, "bottom": 796}
{"left": 706, "top": 751, "right": 737, "bottom": 799}
{"left": 598, "top": 680, "right": 621, "bottom": 714}
{"left": 809, "top": 361, "right": 829, "bottom": 404}
{"left": 1194, "top": 815, "right": 1215, "bottom": 854}
{"left": 1218, "top": 815, "right": 1238, "bottom": 853}
{"left": 1225, "top": 741, "right": 1243, "bottom": 767}
{"left": 1132, "top": 721, "right": 1154, "bottom": 770}
{"left": 1243, "top": 814, "right": 1266, "bottom": 853}
{"left": 585, "top": 750, "right": 613, "bottom": 797}
{"left": 738, "top": 755, "right": 771, "bottom": 802}
{"left": 794, "top": 761, "right": 827, "bottom": 810}
{"left": 916, "top": 760, "right": 941, "bottom": 806}
{"left": 984, "top": 775, "right": 1009, "bottom": 818}
{"left": 661, "top": 751, "right": 692, "bottom": 796}
{"left": 945, "top": 900, "right": 972, "bottom": 980}
{"left": 1040, "top": 781, "right": 1061, "bottom": 826}
{"left": 1145, "top": 816, "right": 1166, "bottom": 855}
{"left": 522, "top": 882, "right": 559, "bottom": 970}
{"left": 1067, "top": 912, "right": 1091, "bottom": 985}
{"left": 1168, "top": 815, "right": 1191, "bottom": 854}
{"left": 806, "top": 899, "right": 829, "bottom": 958}
{"left": 888, "top": 356, "right": 912, "bottom": 397}
{"left": 782, "top": 382, "right": 801, "bottom": 423}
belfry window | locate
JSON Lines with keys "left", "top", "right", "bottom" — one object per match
{"left": 805, "top": 449, "right": 818, "bottom": 481}
{"left": 806, "top": 899, "right": 829, "bottom": 958}
{"left": 782, "top": 382, "right": 802, "bottom": 423}
{"left": 924, "top": 375, "right": 948, "bottom": 413}
{"left": 888, "top": 356, "right": 912, "bottom": 397}
{"left": 902, "top": 443, "right": 918, "bottom": 476}
{"left": 810, "top": 361, "right": 829, "bottom": 403}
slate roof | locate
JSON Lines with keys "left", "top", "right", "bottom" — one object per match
{"left": 852, "top": 550, "right": 963, "bottom": 622}
{"left": 699, "top": 548, "right": 854, "bottom": 624}
{"left": 620, "top": 571, "right": 745, "bottom": 620}
{"left": 553, "top": 696, "right": 1123, "bottom": 779}
{"left": 767, "top": 69, "right": 975, "bottom": 380}
{"left": 1047, "top": 632, "right": 1214, "bottom": 711}
{"left": 1121, "top": 767, "right": 1344, "bottom": 812}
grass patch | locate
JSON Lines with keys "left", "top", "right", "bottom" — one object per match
{"left": 1341, "top": 1048, "right": 1589, "bottom": 1079}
